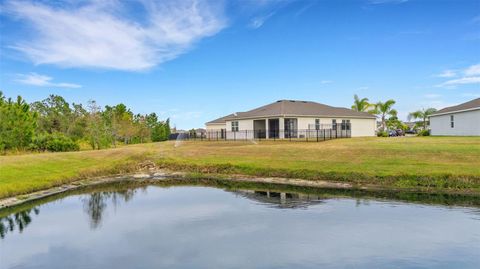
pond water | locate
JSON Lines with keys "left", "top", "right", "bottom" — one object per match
{"left": 1, "top": 184, "right": 479, "bottom": 269}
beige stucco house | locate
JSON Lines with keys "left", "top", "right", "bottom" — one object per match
{"left": 205, "top": 100, "right": 376, "bottom": 139}
{"left": 430, "top": 98, "right": 480, "bottom": 136}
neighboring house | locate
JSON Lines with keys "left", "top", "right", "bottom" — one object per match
{"left": 430, "top": 98, "right": 480, "bottom": 136}
{"left": 205, "top": 100, "right": 376, "bottom": 139}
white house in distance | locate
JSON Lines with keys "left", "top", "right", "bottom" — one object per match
{"left": 430, "top": 98, "right": 480, "bottom": 136}
{"left": 205, "top": 100, "right": 376, "bottom": 139}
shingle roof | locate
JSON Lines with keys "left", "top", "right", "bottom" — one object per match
{"left": 205, "top": 114, "right": 236, "bottom": 124}
{"left": 431, "top": 98, "right": 480, "bottom": 116}
{"left": 206, "top": 100, "right": 376, "bottom": 125}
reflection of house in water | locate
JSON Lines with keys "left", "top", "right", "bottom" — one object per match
{"left": 232, "top": 190, "right": 324, "bottom": 209}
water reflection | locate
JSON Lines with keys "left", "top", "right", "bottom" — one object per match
{"left": 1, "top": 182, "right": 480, "bottom": 239}
{"left": 0, "top": 185, "right": 479, "bottom": 269}
{"left": 0, "top": 187, "right": 329, "bottom": 237}
{"left": 0, "top": 207, "right": 39, "bottom": 239}
{"left": 81, "top": 188, "right": 142, "bottom": 229}
{"left": 233, "top": 190, "right": 324, "bottom": 209}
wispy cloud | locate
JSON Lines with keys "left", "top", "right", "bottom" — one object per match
{"left": 14, "top": 73, "right": 81, "bottom": 88}
{"left": 464, "top": 64, "right": 480, "bottom": 76}
{"left": 440, "top": 76, "right": 480, "bottom": 86}
{"left": 434, "top": 70, "right": 456, "bottom": 78}
{"left": 249, "top": 12, "right": 275, "bottom": 29}
{"left": 435, "top": 63, "right": 480, "bottom": 88}
{"left": 357, "top": 86, "right": 369, "bottom": 91}
{"left": 320, "top": 80, "right": 333, "bottom": 84}
{"left": 2, "top": 0, "right": 226, "bottom": 71}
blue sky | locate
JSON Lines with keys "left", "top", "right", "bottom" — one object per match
{"left": 1, "top": 0, "right": 479, "bottom": 129}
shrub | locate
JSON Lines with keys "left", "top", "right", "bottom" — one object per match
{"left": 377, "top": 131, "right": 388, "bottom": 137}
{"left": 417, "top": 130, "right": 430, "bottom": 136}
{"left": 30, "top": 133, "right": 80, "bottom": 152}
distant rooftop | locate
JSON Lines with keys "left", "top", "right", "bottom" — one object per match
{"left": 206, "top": 100, "right": 375, "bottom": 124}
{"left": 431, "top": 98, "right": 480, "bottom": 116}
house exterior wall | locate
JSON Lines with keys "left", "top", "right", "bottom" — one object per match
{"left": 206, "top": 123, "right": 226, "bottom": 131}
{"left": 226, "top": 119, "right": 255, "bottom": 139}
{"left": 218, "top": 116, "right": 376, "bottom": 138}
{"left": 430, "top": 109, "right": 480, "bottom": 136}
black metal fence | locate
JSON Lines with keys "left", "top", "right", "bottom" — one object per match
{"left": 170, "top": 124, "right": 351, "bottom": 142}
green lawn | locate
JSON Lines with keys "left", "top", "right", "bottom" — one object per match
{"left": 1, "top": 136, "right": 480, "bottom": 198}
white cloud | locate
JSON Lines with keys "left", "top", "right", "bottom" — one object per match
{"left": 435, "top": 70, "right": 456, "bottom": 78}
{"left": 249, "top": 12, "right": 275, "bottom": 29}
{"left": 436, "top": 63, "right": 480, "bottom": 88}
{"left": 2, "top": 0, "right": 226, "bottom": 71}
{"left": 14, "top": 73, "right": 81, "bottom": 88}
{"left": 464, "top": 64, "right": 480, "bottom": 76}
{"left": 357, "top": 86, "right": 369, "bottom": 91}
{"left": 441, "top": 76, "right": 480, "bottom": 86}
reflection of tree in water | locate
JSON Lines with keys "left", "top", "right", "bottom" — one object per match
{"left": 82, "top": 188, "right": 142, "bottom": 229}
{"left": 0, "top": 207, "right": 40, "bottom": 239}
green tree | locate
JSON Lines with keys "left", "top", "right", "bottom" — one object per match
{"left": 86, "top": 100, "right": 106, "bottom": 150}
{"left": 30, "top": 95, "right": 72, "bottom": 134}
{"left": 372, "top": 99, "right": 397, "bottom": 131}
{"left": 408, "top": 108, "right": 437, "bottom": 130}
{"left": 68, "top": 103, "right": 88, "bottom": 140}
{"left": 351, "top": 94, "right": 371, "bottom": 112}
{"left": 0, "top": 92, "right": 37, "bottom": 151}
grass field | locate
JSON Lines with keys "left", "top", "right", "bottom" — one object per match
{"left": 1, "top": 136, "right": 480, "bottom": 198}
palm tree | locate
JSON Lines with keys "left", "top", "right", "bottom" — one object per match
{"left": 408, "top": 108, "right": 437, "bottom": 130}
{"left": 372, "top": 100, "right": 397, "bottom": 131}
{"left": 351, "top": 94, "right": 371, "bottom": 112}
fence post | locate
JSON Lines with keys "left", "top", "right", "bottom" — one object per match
{"left": 234, "top": 131, "right": 236, "bottom": 141}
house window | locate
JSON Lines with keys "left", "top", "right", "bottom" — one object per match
{"left": 332, "top": 119, "right": 337, "bottom": 130}
{"left": 341, "top": 120, "right": 351, "bottom": 131}
{"left": 315, "top": 119, "right": 320, "bottom": 130}
{"left": 231, "top": 121, "right": 239, "bottom": 132}
{"left": 450, "top": 115, "right": 454, "bottom": 128}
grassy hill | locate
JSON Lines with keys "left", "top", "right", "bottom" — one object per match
{"left": 1, "top": 136, "right": 479, "bottom": 198}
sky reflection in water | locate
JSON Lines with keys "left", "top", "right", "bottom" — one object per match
{"left": 1, "top": 186, "right": 479, "bottom": 269}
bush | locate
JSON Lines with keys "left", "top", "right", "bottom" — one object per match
{"left": 29, "top": 133, "right": 80, "bottom": 152}
{"left": 417, "top": 130, "right": 430, "bottom": 136}
{"left": 377, "top": 131, "right": 388, "bottom": 137}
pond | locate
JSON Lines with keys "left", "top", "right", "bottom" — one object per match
{"left": 1, "top": 183, "right": 479, "bottom": 269}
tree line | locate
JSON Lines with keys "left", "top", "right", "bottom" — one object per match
{"left": 0, "top": 92, "right": 170, "bottom": 152}
{"left": 351, "top": 94, "right": 437, "bottom": 136}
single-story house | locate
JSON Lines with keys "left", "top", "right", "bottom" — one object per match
{"left": 430, "top": 98, "right": 480, "bottom": 136}
{"left": 205, "top": 100, "right": 376, "bottom": 139}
